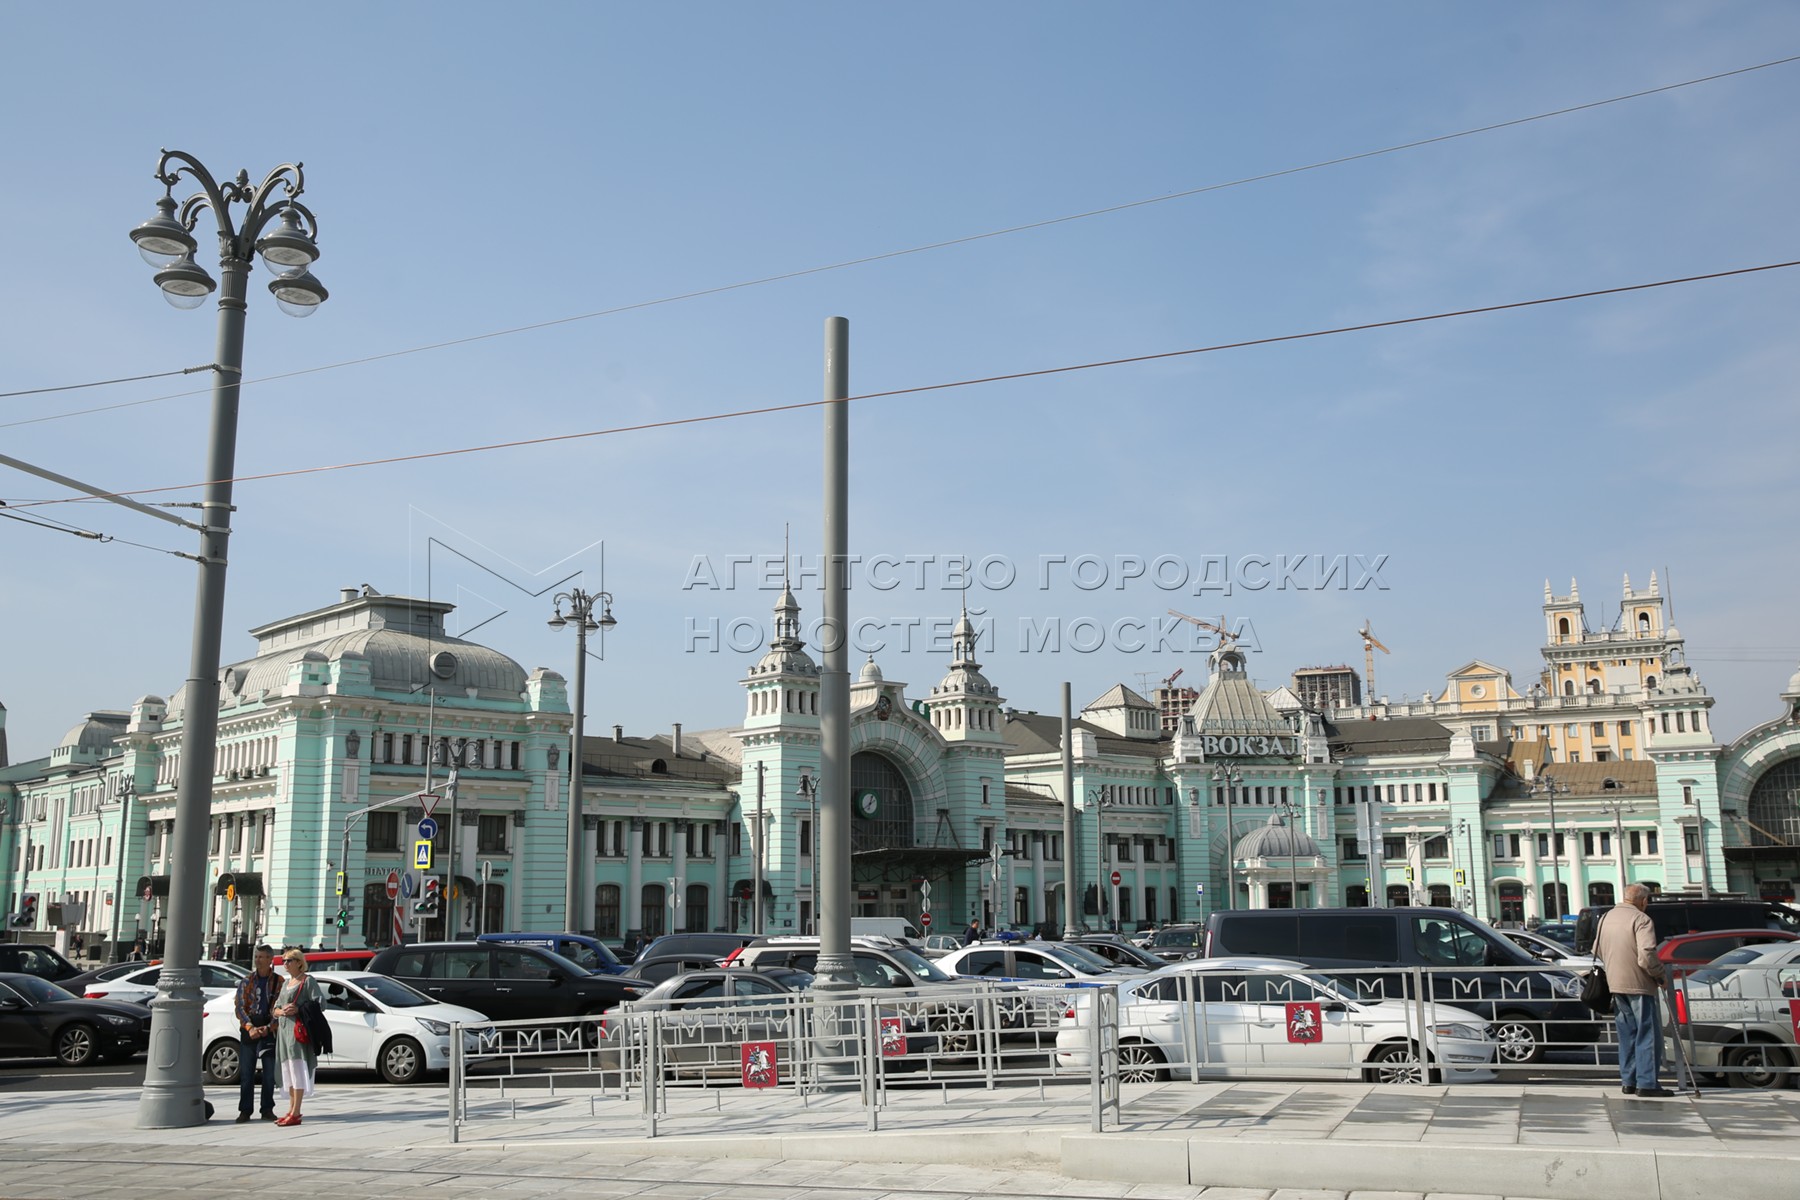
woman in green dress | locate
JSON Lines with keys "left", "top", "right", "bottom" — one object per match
{"left": 273, "top": 949, "right": 321, "bottom": 1126}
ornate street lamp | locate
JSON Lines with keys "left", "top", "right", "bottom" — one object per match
{"left": 1087, "top": 786, "right": 1113, "bottom": 930}
{"left": 1526, "top": 774, "right": 1573, "bottom": 919}
{"left": 549, "top": 589, "right": 616, "bottom": 933}
{"left": 797, "top": 769, "right": 818, "bottom": 933}
{"left": 128, "top": 151, "right": 328, "bottom": 1130}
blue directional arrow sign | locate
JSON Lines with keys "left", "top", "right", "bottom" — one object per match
{"left": 400, "top": 872, "right": 416, "bottom": 900}
{"left": 417, "top": 816, "right": 439, "bottom": 841}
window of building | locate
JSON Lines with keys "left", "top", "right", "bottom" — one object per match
{"left": 593, "top": 884, "right": 621, "bottom": 938}
{"left": 731, "top": 822, "right": 743, "bottom": 856}
{"left": 1569, "top": 752, "right": 1582, "bottom": 763}
{"left": 1587, "top": 680, "right": 1601, "bottom": 694}
{"left": 684, "top": 883, "right": 708, "bottom": 933}
{"left": 1618, "top": 721, "right": 1633, "bottom": 739}
{"left": 363, "top": 816, "right": 399, "bottom": 852}
{"left": 1471, "top": 725, "right": 1491, "bottom": 742}
{"left": 799, "top": 820, "right": 813, "bottom": 859}
{"left": 1341, "top": 836, "right": 1366, "bottom": 861}
{"left": 1382, "top": 837, "right": 1406, "bottom": 860}
{"left": 1591, "top": 722, "right": 1605, "bottom": 738}
{"left": 1423, "top": 836, "right": 1449, "bottom": 860}
{"left": 1675, "top": 712, "right": 1686, "bottom": 732}
{"left": 477, "top": 815, "right": 508, "bottom": 854}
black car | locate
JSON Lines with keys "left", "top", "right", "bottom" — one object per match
{"left": 0, "top": 972, "right": 151, "bottom": 1066}
{"left": 1066, "top": 934, "right": 1169, "bottom": 971}
{"left": 365, "top": 941, "right": 646, "bottom": 1022}
{"left": 0, "top": 944, "right": 82, "bottom": 985}
{"left": 1146, "top": 924, "right": 1207, "bottom": 962}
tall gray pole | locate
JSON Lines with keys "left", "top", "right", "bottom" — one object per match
{"left": 565, "top": 615, "right": 588, "bottom": 932}
{"left": 753, "top": 762, "right": 765, "bottom": 935}
{"left": 816, "top": 316, "right": 852, "bottom": 987}
{"left": 1060, "top": 683, "right": 1078, "bottom": 938}
{"left": 137, "top": 251, "right": 248, "bottom": 1130}
{"left": 108, "top": 782, "right": 133, "bottom": 961}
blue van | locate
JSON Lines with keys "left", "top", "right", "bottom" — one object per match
{"left": 477, "top": 932, "right": 627, "bottom": 975}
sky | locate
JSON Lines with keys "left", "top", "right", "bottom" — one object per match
{"left": 3, "top": 3, "right": 1798, "bottom": 761}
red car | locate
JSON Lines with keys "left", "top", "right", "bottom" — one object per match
{"left": 1656, "top": 929, "right": 1800, "bottom": 979}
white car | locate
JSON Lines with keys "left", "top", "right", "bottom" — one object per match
{"left": 1054, "top": 956, "right": 1497, "bottom": 1085}
{"left": 1672, "top": 942, "right": 1800, "bottom": 1089}
{"left": 82, "top": 960, "right": 247, "bottom": 1005}
{"left": 201, "top": 970, "right": 488, "bottom": 1085}
{"left": 937, "top": 940, "right": 1146, "bottom": 984}
{"left": 1503, "top": 929, "right": 1599, "bottom": 972}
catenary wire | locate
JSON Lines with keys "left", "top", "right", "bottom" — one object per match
{"left": 0, "top": 506, "right": 187, "bottom": 558}
{"left": 0, "top": 362, "right": 216, "bottom": 400}
{"left": 7, "top": 257, "right": 1795, "bottom": 513}
{"left": 3, "top": 52, "right": 1796, "bottom": 428}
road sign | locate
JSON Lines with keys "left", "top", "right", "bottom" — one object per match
{"left": 919, "top": 881, "right": 931, "bottom": 898}
{"left": 400, "top": 872, "right": 416, "bottom": 900}
{"left": 417, "top": 816, "right": 439, "bottom": 841}
{"left": 420, "top": 792, "right": 441, "bottom": 817}
{"left": 920, "top": 911, "right": 933, "bottom": 928}
{"left": 1195, "top": 883, "right": 1205, "bottom": 896}
{"left": 414, "top": 839, "right": 434, "bottom": 870}
{"left": 385, "top": 870, "right": 400, "bottom": 901}
{"left": 481, "top": 859, "right": 493, "bottom": 884}
{"left": 1111, "top": 870, "right": 1122, "bottom": 887}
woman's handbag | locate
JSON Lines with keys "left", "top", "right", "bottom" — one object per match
{"left": 295, "top": 985, "right": 334, "bottom": 1054}
{"left": 1580, "top": 912, "right": 1614, "bottom": 1015}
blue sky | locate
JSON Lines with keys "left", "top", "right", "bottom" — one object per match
{"left": 3, "top": 3, "right": 1798, "bottom": 758}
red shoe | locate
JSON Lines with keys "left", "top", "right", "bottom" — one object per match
{"left": 274, "top": 1114, "right": 297, "bottom": 1127}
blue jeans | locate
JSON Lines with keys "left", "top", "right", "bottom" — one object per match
{"left": 1614, "top": 993, "right": 1662, "bottom": 1088}
{"left": 240, "top": 1034, "right": 276, "bottom": 1115}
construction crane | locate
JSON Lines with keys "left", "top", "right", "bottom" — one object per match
{"left": 1167, "top": 609, "right": 1235, "bottom": 644}
{"left": 1162, "top": 667, "right": 1184, "bottom": 689}
{"left": 1358, "top": 621, "right": 1390, "bottom": 701}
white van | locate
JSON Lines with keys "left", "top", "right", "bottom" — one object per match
{"left": 850, "top": 917, "right": 923, "bottom": 944}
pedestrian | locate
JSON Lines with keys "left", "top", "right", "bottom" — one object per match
{"left": 1595, "top": 882, "right": 1671, "bottom": 1097}
{"left": 964, "top": 918, "right": 980, "bottom": 944}
{"left": 234, "top": 944, "right": 280, "bottom": 1123}
{"left": 129, "top": 933, "right": 147, "bottom": 962}
{"left": 272, "top": 948, "right": 323, "bottom": 1125}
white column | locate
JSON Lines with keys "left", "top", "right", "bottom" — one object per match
{"left": 1568, "top": 830, "right": 1587, "bottom": 913}
{"left": 673, "top": 820, "right": 689, "bottom": 932}
{"left": 715, "top": 821, "right": 731, "bottom": 933}
{"left": 626, "top": 817, "right": 644, "bottom": 935}
{"left": 1521, "top": 827, "right": 1541, "bottom": 921}
{"left": 1029, "top": 834, "right": 1045, "bottom": 925}
{"left": 580, "top": 816, "right": 599, "bottom": 933}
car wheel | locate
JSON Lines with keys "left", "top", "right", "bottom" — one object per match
{"left": 204, "top": 1038, "right": 242, "bottom": 1085}
{"left": 1492, "top": 1013, "right": 1545, "bottom": 1065}
{"left": 1365, "top": 1041, "right": 1432, "bottom": 1085}
{"left": 1118, "top": 1042, "right": 1166, "bottom": 1084}
{"left": 379, "top": 1036, "right": 425, "bottom": 1085}
{"left": 930, "top": 1009, "right": 977, "bottom": 1057}
{"left": 54, "top": 1023, "right": 99, "bottom": 1068}
{"left": 1723, "top": 1041, "right": 1794, "bottom": 1090}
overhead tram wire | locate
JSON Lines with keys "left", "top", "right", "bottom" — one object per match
{"left": 0, "top": 363, "right": 217, "bottom": 401}
{"left": 3, "top": 52, "right": 1797, "bottom": 428}
{"left": 0, "top": 505, "right": 189, "bottom": 559}
{"left": 8, "top": 257, "right": 1796, "bottom": 513}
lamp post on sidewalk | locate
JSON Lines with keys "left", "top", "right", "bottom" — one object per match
{"left": 127, "top": 150, "right": 327, "bottom": 1130}
{"left": 107, "top": 778, "right": 137, "bottom": 962}
{"left": 798, "top": 769, "right": 818, "bottom": 933}
{"left": 1526, "top": 774, "right": 1572, "bottom": 920}
{"left": 549, "top": 588, "right": 616, "bottom": 932}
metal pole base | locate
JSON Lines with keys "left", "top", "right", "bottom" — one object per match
{"left": 135, "top": 968, "right": 207, "bottom": 1127}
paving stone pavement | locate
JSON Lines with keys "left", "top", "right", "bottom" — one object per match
{"left": 0, "top": 1080, "right": 1795, "bottom": 1200}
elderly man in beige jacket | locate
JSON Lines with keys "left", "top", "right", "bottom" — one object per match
{"left": 1595, "top": 882, "right": 1670, "bottom": 1096}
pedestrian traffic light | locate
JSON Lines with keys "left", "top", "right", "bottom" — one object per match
{"left": 1404, "top": 867, "right": 1415, "bottom": 883}
{"left": 335, "top": 905, "right": 351, "bottom": 930}
{"left": 334, "top": 870, "right": 346, "bottom": 897}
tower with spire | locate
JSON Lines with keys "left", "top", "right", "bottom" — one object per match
{"left": 924, "top": 598, "right": 1005, "bottom": 742}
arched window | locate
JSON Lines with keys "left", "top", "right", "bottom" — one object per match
{"left": 1542, "top": 881, "right": 1570, "bottom": 920}
{"left": 1563, "top": 680, "right": 1575, "bottom": 697}
{"left": 594, "top": 884, "right": 621, "bottom": 938}
{"left": 1638, "top": 612, "right": 1651, "bottom": 634}
{"left": 1428, "top": 884, "right": 1452, "bottom": 907}
{"left": 684, "top": 883, "right": 709, "bottom": 932}
{"left": 1587, "top": 679, "right": 1601, "bottom": 694}
{"left": 1748, "top": 758, "right": 1800, "bottom": 849}
{"left": 1645, "top": 675, "right": 1657, "bottom": 690}
{"left": 642, "top": 884, "right": 666, "bottom": 937}
{"left": 1558, "top": 617, "right": 1571, "bottom": 637}
{"left": 361, "top": 881, "right": 396, "bottom": 948}
{"left": 479, "top": 883, "right": 504, "bottom": 936}
{"left": 850, "top": 751, "right": 916, "bottom": 853}
{"left": 1386, "top": 884, "right": 1412, "bottom": 907}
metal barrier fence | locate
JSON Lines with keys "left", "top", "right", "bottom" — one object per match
{"left": 444, "top": 962, "right": 1800, "bottom": 1142}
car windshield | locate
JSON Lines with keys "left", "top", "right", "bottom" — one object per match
{"left": 7, "top": 976, "right": 74, "bottom": 1004}
{"left": 1153, "top": 928, "right": 1201, "bottom": 947}
{"left": 344, "top": 975, "right": 434, "bottom": 1008}
{"left": 1685, "top": 948, "right": 1765, "bottom": 987}
{"left": 1041, "top": 943, "right": 1116, "bottom": 973}
{"left": 884, "top": 945, "right": 953, "bottom": 982}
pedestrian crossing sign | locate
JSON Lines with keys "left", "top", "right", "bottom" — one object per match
{"left": 413, "top": 839, "right": 434, "bottom": 870}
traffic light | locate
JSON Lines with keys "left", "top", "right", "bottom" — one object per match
{"left": 334, "top": 871, "right": 346, "bottom": 897}
{"left": 1404, "top": 867, "right": 1416, "bottom": 883}
{"left": 334, "top": 904, "right": 351, "bottom": 930}
{"left": 11, "top": 894, "right": 37, "bottom": 927}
